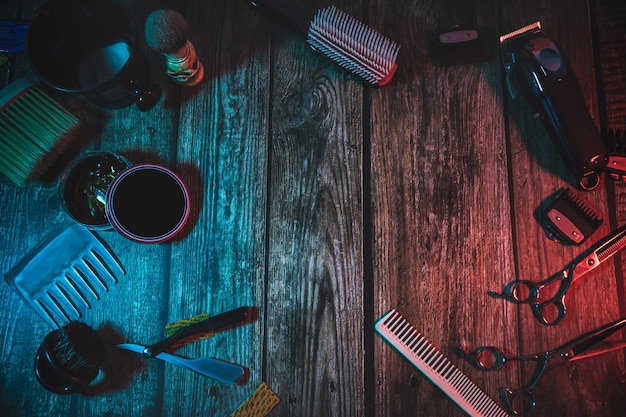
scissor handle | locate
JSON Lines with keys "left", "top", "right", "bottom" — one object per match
{"left": 504, "top": 274, "right": 569, "bottom": 302}
{"left": 531, "top": 297, "right": 567, "bottom": 325}
{"left": 500, "top": 387, "right": 536, "bottom": 415}
{"left": 502, "top": 280, "right": 541, "bottom": 303}
{"left": 471, "top": 346, "right": 508, "bottom": 370}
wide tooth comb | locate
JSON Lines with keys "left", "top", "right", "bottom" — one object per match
{"left": 65, "top": 268, "right": 99, "bottom": 302}
{"left": 60, "top": 275, "right": 91, "bottom": 311}
{"left": 4, "top": 221, "right": 126, "bottom": 328}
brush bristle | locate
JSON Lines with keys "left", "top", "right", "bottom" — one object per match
{"left": 145, "top": 9, "right": 188, "bottom": 54}
{"left": 0, "top": 79, "right": 80, "bottom": 186}
{"left": 52, "top": 321, "right": 106, "bottom": 373}
{"left": 307, "top": 6, "right": 399, "bottom": 86}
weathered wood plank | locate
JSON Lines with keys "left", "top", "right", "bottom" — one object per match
{"left": 0, "top": 1, "right": 178, "bottom": 416}
{"left": 0, "top": 1, "right": 98, "bottom": 416}
{"left": 262, "top": 1, "right": 366, "bottom": 415}
{"left": 370, "top": 0, "right": 518, "bottom": 416}
{"left": 594, "top": 3, "right": 626, "bottom": 414}
{"left": 1, "top": 0, "right": 625, "bottom": 416}
{"left": 500, "top": 0, "right": 625, "bottom": 415}
{"left": 163, "top": 0, "right": 270, "bottom": 414}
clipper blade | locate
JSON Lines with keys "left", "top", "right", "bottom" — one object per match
{"left": 499, "top": 21, "right": 542, "bottom": 45}
{"left": 499, "top": 21, "right": 542, "bottom": 72}
{"left": 307, "top": 6, "right": 400, "bottom": 86}
{"left": 544, "top": 188, "right": 602, "bottom": 245}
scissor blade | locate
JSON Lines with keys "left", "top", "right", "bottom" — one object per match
{"left": 570, "top": 317, "right": 626, "bottom": 358}
{"left": 116, "top": 343, "right": 248, "bottom": 385}
{"left": 570, "top": 340, "right": 626, "bottom": 361}
{"left": 572, "top": 225, "right": 626, "bottom": 280}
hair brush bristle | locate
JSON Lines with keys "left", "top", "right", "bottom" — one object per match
{"left": 145, "top": 9, "right": 189, "bottom": 54}
{"left": 307, "top": 6, "right": 400, "bottom": 86}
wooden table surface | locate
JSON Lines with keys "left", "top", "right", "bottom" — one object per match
{"left": 1, "top": 0, "right": 625, "bottom": 416}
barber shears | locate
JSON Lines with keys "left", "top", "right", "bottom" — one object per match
{"left": 455, "top": 316, "right": 626, "bottom": 415}
{"left": 490, "top": 225, "right": 626, "bottom": 325}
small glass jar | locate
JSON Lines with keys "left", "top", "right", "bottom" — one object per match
{"left": 58, "top": 151, "right": 131, "bottom": 230}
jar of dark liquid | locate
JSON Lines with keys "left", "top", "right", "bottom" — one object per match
{"left": 105, "top": 164, "right": 190, "bottom": 243}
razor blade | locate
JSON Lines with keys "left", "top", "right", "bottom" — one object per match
{"left": 500, "top": 21, "right": 608, "bottom": 190}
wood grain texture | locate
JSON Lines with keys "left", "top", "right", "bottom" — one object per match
{"left": 370, "top": 1, "right": 518, "bottom": 416}
{"left": 0, "top": 0, "right": 625, "bottom": 416}
{"left": 500, "top": 0, "right": 625, "bottom": 415}
{"left": 595, "top": 4, "right": 626, "bottom": 415}
{"left": 263, "top": 0, "right": 366, "bottom": 414}
{"left": 163, "top": 0, "right": 270, "bottom": 414}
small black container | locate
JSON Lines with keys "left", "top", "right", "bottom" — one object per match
{"left": 34, "top": 322, "right": 106, "bottom": 395}
{"left": 26, "top": 0, "right": 160, "bottom": 111}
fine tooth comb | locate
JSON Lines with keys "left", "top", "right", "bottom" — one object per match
{"left": 4, "top": 221, "right": 125, "bottom": 328}
{"left": 544, "top": 188, "right": 603, "bottom": 245}
{"left": 247, "top": 0, "right": 400, "bottom": 86}
{"left": 602, "top": 128, "right": 626, "bottom": 181}
{"left": 375, "top": 310, "right": 510, "bottom": 417}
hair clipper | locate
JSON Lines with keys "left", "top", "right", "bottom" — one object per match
{"left": 500, "top": 22, "right": 608, "bottom": 190}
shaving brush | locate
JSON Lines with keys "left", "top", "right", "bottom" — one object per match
{"left": 144, "top": 10, "right": 204, "bottom": 87}
{"left": 34, "top": 321, "right": 106, "bottom": 394}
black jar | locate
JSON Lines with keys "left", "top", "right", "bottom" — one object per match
{"left": 26, "top": 0, "right": 161, "bottom": 111}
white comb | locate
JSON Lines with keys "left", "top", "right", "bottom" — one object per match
{"left": 375, "top": 310, "right": 510, "bottom": 417}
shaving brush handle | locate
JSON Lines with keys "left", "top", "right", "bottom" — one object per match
{"left": 165, "top": 40, "right": 204, "bottom": 87}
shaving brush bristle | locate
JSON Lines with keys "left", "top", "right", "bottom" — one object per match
{"left": 144, "top": 9, "right": 188, "bottom": 55}
{"left": 52, "top": 321, "right": 106, "bottom": 372}
{"left": 144, "top": 9, "right": 204, "bottom": 86}
{"left": 34, "top": 321, "right": 106, "bottom": 394}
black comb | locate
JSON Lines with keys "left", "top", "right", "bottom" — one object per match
{"left": 602, "top": 128, "right": 626, "bottom": 181}
{"left": 544, "top": 188, "right": 603, "bottom": 245}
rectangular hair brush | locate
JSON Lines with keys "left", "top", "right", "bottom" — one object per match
{"left": 248, "top": 0, "right": 400, "bottom": 86}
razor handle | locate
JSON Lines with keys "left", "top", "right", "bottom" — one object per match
{"left": 247, "top": 0, "right": 311, "bottom": 34}
{"left": 512, "top": 36, "right": 608, "bottom": 190}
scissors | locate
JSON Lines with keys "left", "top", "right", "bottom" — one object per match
{"left": 454, "top": 316, "right": 626, "bottom": 415}
{"left": 490, "top": 225, "right": 626, "bottom": 325}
